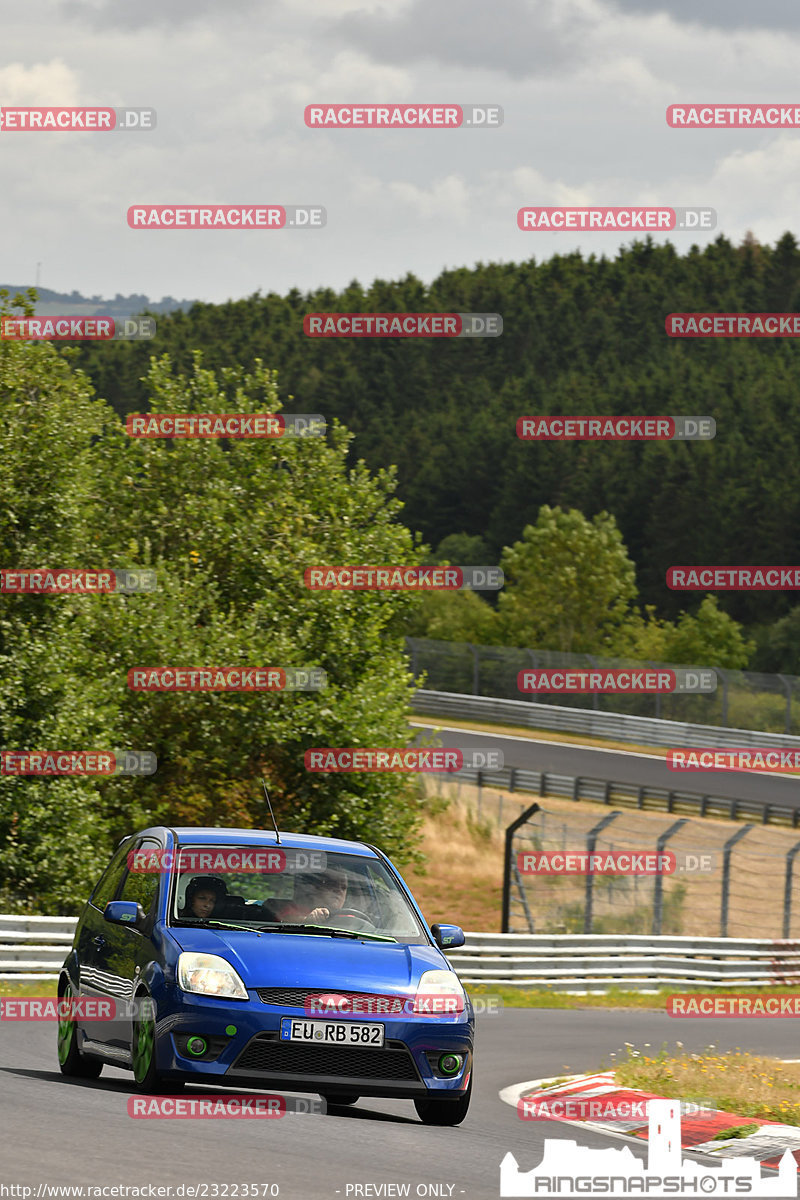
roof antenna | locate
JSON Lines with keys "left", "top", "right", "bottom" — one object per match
{"left": 260, "top": 777, "right": 281, "bottom": 843}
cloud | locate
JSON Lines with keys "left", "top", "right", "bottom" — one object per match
{"left": 58, "top": 0, "right": 268, "bottom": 31}
{"left": 0, "top": 59, "right": 80, "bottom": 105}
{"left": 609, "top": 0, "right": 800, "bottom": 32}
{"left": 330, "top": 0, "right": 593, "bottom": 79}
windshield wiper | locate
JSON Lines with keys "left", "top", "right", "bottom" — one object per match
{"left": 172, "top": 918, "right": 261, "bottom": 933}
{"left": 258, "top": 922, "right": 397, "bottom": 943}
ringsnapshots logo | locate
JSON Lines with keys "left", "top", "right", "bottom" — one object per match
{"left": 501, "top": 1098, "right": 797, "bottom": 1197}
{"left": 518, "top": 850, "right": 715, "bottom": 876}
{"left": 128, "top": 846, "right": 326, "bottom": 873}
{"left": 303, "top": 313, "right": 502, "bottom": 337}
{"left": 1, "top": 750, "right": 156, "bottom": 775}
{"left": 303, "top": 565, "right": 503, "bottom": 591}
{"left": 127, "top": 667, "right": 326, "bottom": 691}
{"left": 668, "top": 566, "right": 800, "bottom": 590}
{"left": 667, "top": 313, "right": 800, "bottom": 337}
{"left": 127, "top": 205, "right": 325, "bottom": 229}
{"left": 518, "top": 207, "right": 716, "bottom": 232}
{"left": 518, "top": 668, "right": 716, "bottom": 694}
{"left": 304, "top": 748, "right": 503, "bottom": 772}
{"left": 128, "top": 1094, "right": 324, "bottom": 1119}
{"left": 1, "top": 316, "right": 155, "bottom": 341}
{"left": 667, "top": 748, "right": 800, "bottom": 773}
{"left": 0, "top": 569, "right": 156, "bottom": 593}
{"left": 126, "top": 413, "right": 325, "bottom": 438}
{"left": 668, "top": 103, "right": 800, "bottom": 127}
{"left": 0, "top": 106, "right": 156, "bottom": 131}
{"left": 304, "top": 103, "right": 502, "bottom": 128}
{"left": 517, "top": 416, "right": 715, "bottom": 441}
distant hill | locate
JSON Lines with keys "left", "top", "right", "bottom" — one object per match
{"left": 0, "top": 285, "right": 197, "bottom": 319}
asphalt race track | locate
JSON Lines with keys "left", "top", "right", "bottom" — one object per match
{"left": 413, "top": 723, "right": 800, "bottom": 813}
{"left": 1, "top": 1009, "right": 793, "bottom": 1196}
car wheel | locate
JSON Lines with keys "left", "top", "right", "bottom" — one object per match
{"left": 320, "top": 1093, "right": 359, "bottom": 1106}
{"left": 132, "top": 989, "right": 182, "bottom": 1093}
{"left": 414, "top": 1076, "right": 472, "bottom": 1126}
{"left": 57, "top": 980, "right": 103, "bottom": 1079}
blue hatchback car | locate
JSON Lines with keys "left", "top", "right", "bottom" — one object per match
{"left": 58, "top": 827, "right": 474, "bottom": 1125}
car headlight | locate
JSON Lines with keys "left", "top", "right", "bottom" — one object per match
{"left": 178, "top": 952, "right": 248, "bottom": 1000}
{"left": 413, "top": 969, "right": 466, "bottom": 1014}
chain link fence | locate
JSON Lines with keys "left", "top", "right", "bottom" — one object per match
{"left": 406, "top": 637, "right": 800, "bottom": 734}
{"left": 504, "top": 802, "right": 800, "bottom": 939}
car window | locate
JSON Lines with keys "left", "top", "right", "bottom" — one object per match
{"left": 90, "top": 838, "right": 134, "bottom": 910}
{"left": 167, "top": 847, "right": 427, "bottom": 943}
{"left": 119, "top": 839, "right": 161, "bottom": 915}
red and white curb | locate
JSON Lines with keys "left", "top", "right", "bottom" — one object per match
{"left": 499, "top": 1071, "right": 800, "bottom": 1172}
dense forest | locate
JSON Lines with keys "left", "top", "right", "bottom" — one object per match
{"left": 69, "top": 232, "right": 800, "bottom": 662}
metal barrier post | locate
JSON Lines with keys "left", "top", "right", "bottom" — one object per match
{"left": 584, "top": 812, "right": 623, "bottom": 934}
{"left": 721, "top": 825, "right": 754, "bottom": 936}
{"left": 502, "top": 801, "right": 541, "bottom": 933}
{"left": 783, "top": 839, "right": 800, "bottom": 937}
{"left": 652, "top": 818, "right": 689, "bottom": 936}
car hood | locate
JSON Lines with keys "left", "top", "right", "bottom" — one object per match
{"left": 168, "top": 925, "right": 450, "bottom": 992}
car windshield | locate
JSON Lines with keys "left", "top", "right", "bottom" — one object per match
{"left": 167, "top": 845, "right": 427, "bottom": 943}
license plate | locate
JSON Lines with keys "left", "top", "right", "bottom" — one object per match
{"left": 279, "top": 1017, "right": 384, "bottom": 1047}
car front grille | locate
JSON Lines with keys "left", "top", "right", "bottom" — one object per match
{"left": 255, "top": 987, "right": 406, "bottom": 1013}
{"left": 233, "top": 1032, "right": 420, "bottom": 1081}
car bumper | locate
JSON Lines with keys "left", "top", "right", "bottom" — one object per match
{"left": 155, "top": 990, "right": 473, "bottom": 1097}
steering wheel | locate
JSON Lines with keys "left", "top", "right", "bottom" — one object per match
{"left": 329, "top": 906, "right": 377, "bottom": 928}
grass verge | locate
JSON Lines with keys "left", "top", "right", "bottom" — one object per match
{"left": 612, "top": 1044, "right": 800, "bottom": 1127}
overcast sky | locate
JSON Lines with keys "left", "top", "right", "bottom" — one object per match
{"left": 2, "top": 0, "right": 800, "bottom": 303}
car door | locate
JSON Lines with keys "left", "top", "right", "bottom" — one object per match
{"left": 77, "top": 837, "right": 133, "bottom": 1046}
{"left": 100, "top": 837, "right": 163, "bottom": 1050}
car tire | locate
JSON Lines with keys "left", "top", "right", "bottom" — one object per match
{"left": 320, "top": 1093, "right": 359, "bottom": 1106}
{"left": 57, "top": 979, "right": 103, "bottom": 1079}
{"left": 414, "top": 1076, "right": 472, "bottom": 1126}
{"left": 132, "top": 988, "right": 183, "bottom": 1093}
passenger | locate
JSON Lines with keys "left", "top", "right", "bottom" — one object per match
{"left": 263, "top": 869, "right": 348, "bottom": 923}
{"left": 179, "top": 875, "right": 228, "bottom": 920}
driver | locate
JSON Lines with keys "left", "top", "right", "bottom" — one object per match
{"left": 263, "top": 869, "right": 347, "bottom": 923}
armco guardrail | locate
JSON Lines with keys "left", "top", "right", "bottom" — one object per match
{"left": 0, "top": 915, "right": 77, "bottom": 979}
{"left": 412, "top": 689, "right": 800, "bottom": 752}
{"left": 443, "top": 763, "right": 800, "bottom": 827}
{"left": 1, "top": 917, "right": 790, "bottom": 993}
{"left": 1, "top": 917, "right": 791, "bottom": 993}
{"left": 445, "top": 933, "right": 800, "bottom": 991}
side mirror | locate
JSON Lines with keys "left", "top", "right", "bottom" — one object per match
{"left": 430, "top": 923, "right": 465, "bottom": 950}
{"left": 104, "top": 900, "right": 147, "bottom": 931}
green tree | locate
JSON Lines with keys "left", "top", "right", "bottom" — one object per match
{"left": 497, "top": 506, "right": 637, "bottom": 653}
